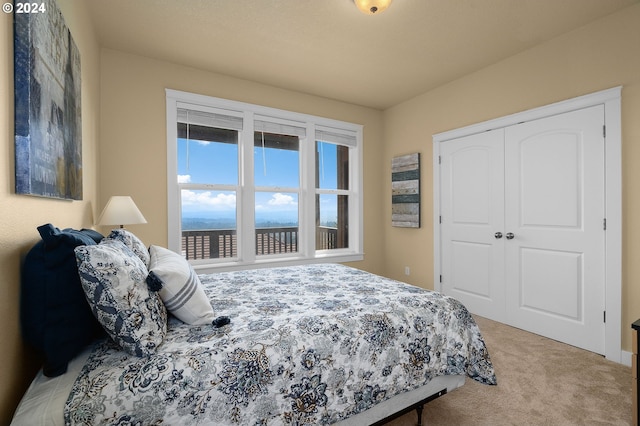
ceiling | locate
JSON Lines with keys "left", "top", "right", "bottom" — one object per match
{"left": 84, "top": 0, "right": 638, "bottom": 110}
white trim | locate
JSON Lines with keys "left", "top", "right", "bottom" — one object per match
{"left": 166, "top": 99, "right": 181, "bottom": 254}
{"left": 603, "top": 89, "right": 623, "bottom": 364}
{"left": 433, "top": 86, "right": 622, "bottom": 363}
{"left": 240, "top": 110, "right": 255, "bottom": 265}
{"left": 302, "top": 123, "right": 316, "bottom": 258}
{"left": 167, "top": 89, "right": 359, "bottom": 133}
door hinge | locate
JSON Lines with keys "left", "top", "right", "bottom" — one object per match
{"left": 603, "top": 125, "right": 606, "bottom": 138}
{"left": 439, "top": 274, "right": 442, "bottom": 283}
{"left": 603, "top": 218, "right": 607, "bottom": 231}
{"left": 604, "top": 311, "right": 606, "bottom": 323}
{"left": 438, "top": 155, "right": 441, "bottom": 164}
{"left": 439, "top": 215, "right": 442, "bottom": 224}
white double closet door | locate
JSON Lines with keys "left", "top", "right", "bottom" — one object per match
{"left": 439, "top": 105, "right": 605, "bottom": 354}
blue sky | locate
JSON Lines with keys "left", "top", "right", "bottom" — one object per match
{"left": 177, "top": 138, "right": 340, "bottom": 223}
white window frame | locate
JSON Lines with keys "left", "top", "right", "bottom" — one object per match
{"left": 166, "top": 89, "right": 364, "bottom": 272}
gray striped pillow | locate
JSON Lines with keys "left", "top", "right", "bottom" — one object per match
{"left": 148, "top": 245, "right": 216, "bottom": 325}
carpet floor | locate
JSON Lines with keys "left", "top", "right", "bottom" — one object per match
{"left": 385, "top": 316, "right": 632, "bottom": 426}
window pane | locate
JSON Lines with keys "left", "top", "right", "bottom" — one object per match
{"left": 255, "top": 191, "right": 298, "bottom": 255}
{"left": 316, "top": 142, "right": 349, "bottom": 190}
{"left": 254, "top": 132, "right": 299, "bottom": 187}
{"left": 181, "top": 189, "right": 236, "bottom": 260}
{"left": 177, "top": 127, "right": 238, "bottom": 185}
{"left": 316, "top": 194, "right": 348, "bottom": 250}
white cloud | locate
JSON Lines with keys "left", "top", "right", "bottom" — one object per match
{"left": 255, "top": 192, "right": 298, "bottom": 212}
{"left": 268, "top": 193, "right": 297, "bottom": 207}
{"left": 178, "top": 174, "right": 191, "bottom": 183}
{"left": 181, "top": 190, "right": 236, "bottom": 211}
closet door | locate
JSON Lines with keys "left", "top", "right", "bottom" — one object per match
{"left": 504, "top": 105, "right": 605, "bottom": 354}
{"left": 439, "top": 129, "right": 506, "bottom": 321}
{"left": 438, "top": 105, "right": 606, "bottom": 354}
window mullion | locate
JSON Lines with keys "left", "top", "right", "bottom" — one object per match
{"left": 180, "top": 183, "right": 237, "bottom": 191}
{"left": 255, "top": 186, "right": 299, "bottom": 193}
{"left": 302, "top": 125, "right": 316, "bottom": 257}
{"left": 351, "top": 137, "right": 362, "bottom": 254}
{"left": 240, "top": 111, "right": 256, "bottom": 263}
{"left": 315, "top": 188, "right": 350, "bottom": 196}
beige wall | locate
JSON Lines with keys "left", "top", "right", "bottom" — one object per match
{"left": 382, "top": 4, "right": 640, "bottom": 351}
{"left": 97, "top": 49, "right": 386, "bottom": 275}
{"left": 0, "top": 0, "right": 101, "bottom": 422}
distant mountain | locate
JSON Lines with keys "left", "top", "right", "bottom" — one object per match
{"left": 182, "top": 216, "right": 299, "bottom": 231}
{"left": 182, "top": 216, "right": 336, "bottom": 230}
{"left": 182, "top": 217, "right": 236, "bottom": 230}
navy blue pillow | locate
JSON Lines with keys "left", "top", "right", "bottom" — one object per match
{"left": 20, "top": 224, "right": 106, "bottom": 377}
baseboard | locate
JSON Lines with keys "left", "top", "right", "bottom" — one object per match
{"left": 620, "top": 350, "right": 632, "bottom": 367}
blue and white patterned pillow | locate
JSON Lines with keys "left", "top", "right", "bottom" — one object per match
{"left": 75, "top": 240, "right": 167, "bottom": 356}
{"left": 103, "top": 228, "right": 150, "bottom": 267}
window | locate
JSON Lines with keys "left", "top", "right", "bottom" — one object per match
{"left": 315, "top": 130, "right": 354, "bottom": 252}
{"left": 166, "top": 90, "right": 363, "bottom": 271}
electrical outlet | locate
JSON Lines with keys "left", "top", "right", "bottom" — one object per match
{"left": 404, "top": 266, "right": 410, "bottom": 276}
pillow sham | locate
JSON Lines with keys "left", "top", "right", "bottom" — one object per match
{"left": 20, "top": 224, "right": 105, "bottom": 377}
{"left": 147, "top": 245, "right": 216, "bottom": 325}
{"left": 75, "top": 240, "right": 167, "bottom": 357}
{"left": 103, "top": 228, "right": 150, "bottom": 267}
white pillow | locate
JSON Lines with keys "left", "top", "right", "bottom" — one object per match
{"left": 148, "top": 245, "right": 216, "bottom": 325}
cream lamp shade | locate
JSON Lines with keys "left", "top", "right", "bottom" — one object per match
{"left": 97, "top": 196, "right": 147, "bottom": 228}
{"left": 354, "top": 0, "right": 392, "bottom": 14}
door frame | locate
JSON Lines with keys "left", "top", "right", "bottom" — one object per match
{"left": 432, "top": 86, "right": 622, "bottom": 363}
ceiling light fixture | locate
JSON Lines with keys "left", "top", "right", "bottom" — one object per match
{"left": 354, "top": 0, "right": 392, "bottom": 15}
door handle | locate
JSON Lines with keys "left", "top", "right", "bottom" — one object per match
{"left": 506, "top": 232, "right": 515, "bottom": 240}
{"left": 494, "top": 232, "right": 503, "bottom": 239}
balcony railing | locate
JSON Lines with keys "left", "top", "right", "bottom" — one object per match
{"left": 181, "top": 226, "right": 338, "bottom": 260}
{"left": 182, "top": 228, "right": 237, "bottom": 260}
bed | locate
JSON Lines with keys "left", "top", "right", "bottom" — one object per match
{"left": 13, "top": 226, "right": 496, "bottom": 425}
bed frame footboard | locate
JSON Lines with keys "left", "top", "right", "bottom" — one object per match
{"left": 370, "top": 388, "right": 448, "bottom": 426}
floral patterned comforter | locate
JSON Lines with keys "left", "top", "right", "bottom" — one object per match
{"left": 64, "top": 264, "right": 496, "bottom": 425}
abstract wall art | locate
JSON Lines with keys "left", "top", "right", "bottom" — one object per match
{"left": 391, "top": 153, "right": 420, "bottom": 228}
{"left": 14, "top": 0, "right": 82, "bottom": 200}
